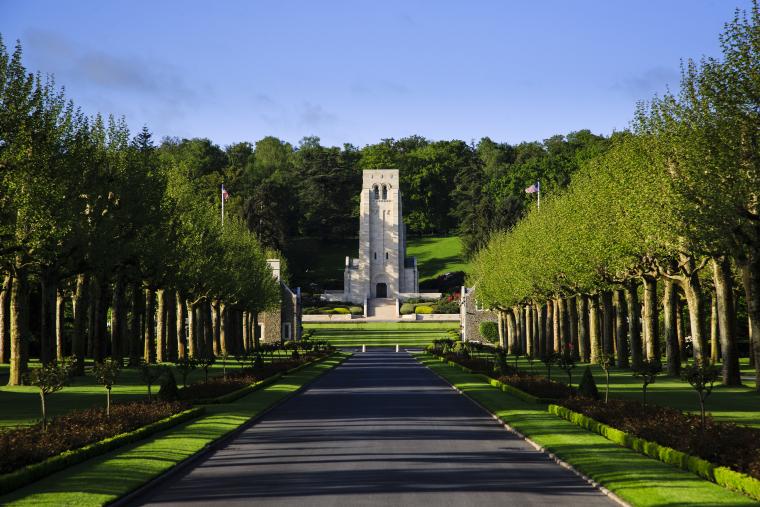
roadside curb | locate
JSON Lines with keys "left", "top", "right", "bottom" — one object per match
{"left": 415, "top": 354, "right": 631, "bottom": 507}
{"left": 109, "top": 352, "right": 350, "bottom": 506}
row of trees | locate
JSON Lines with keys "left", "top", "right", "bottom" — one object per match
{"left": 0, "top": 38, "right": 281, "bottom": 385}
{"left": 473, "top": 4, "right": 760, "bottom": 389}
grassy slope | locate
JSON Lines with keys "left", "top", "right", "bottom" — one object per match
{"left": 305, "top": 322, "right": 457, "bottom": 348}
{"left": 488, "top": 354, "right": 760, "bottom": 428}
{"left": 418, "top": 355, "right": 756, "bottom": 507}
{"left": 0, "top": 354, "right": 346, "bottom": 507}
{"left": 285, "top": 235, "right": 469, "bottom": 289}
{"left": 0, "top": 355, "right": 292, "bottom": 427}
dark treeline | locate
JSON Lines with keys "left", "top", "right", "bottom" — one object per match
{"left": 0, "top": 38, "right": 280, "bottom": 385}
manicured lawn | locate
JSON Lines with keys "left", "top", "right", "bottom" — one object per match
{"left": 0, "top": 354, "right": 347, "bottom": 506}
{"left": 482, "top": 354, "right": 760, "bottom": 428}
{"left": 418, "top": 355, "right": 756, "bottom": 506}
{"left": 0, "top": 355, "right": 291, "bottom": 427}
{"left": 284, "top": 235, "right": 469, "bottom": 289}
{"left": 305, "top": 322, "right": 457, "bottom": 348}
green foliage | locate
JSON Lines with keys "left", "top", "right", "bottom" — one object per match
{"left": 556, "top": 354, "right": 577, "bottom": 388}
{"left": 24, "top": 360, "right": 73, "bottom": 429}
{"left": 158, "top": 369, "right": 180, "bottom": 402}
{"left": 681, "top": 360, "right": 722, "bottom": 429}
{"left": 633, "top": 359, "right": 663, "bottom": 406}
{"left": 479, "top": 320, "right": 499, "bottom": 343}
{"left": 139, "top": 363, "right": 165, "bottom": 402}
{"left": 399, "top": 303, "right": 416, "bottom": 315}
{"left": 578, "top": 366, "right": 600, "bottom": 400}
{"left": 348, "top": 306, "right": 363, "bottom": 315}
{"left": 174, "top": 357, "right": 197, "bottom": 388}
{"left": 414, "top": 305, "right": 434, "bottom": 314}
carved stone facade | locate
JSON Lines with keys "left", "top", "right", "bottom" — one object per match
{"left": 258, "top": 259, "right": 302, "bottom": 343}
{"left": 342, "top": 169, "right": 419, "bottom": 304}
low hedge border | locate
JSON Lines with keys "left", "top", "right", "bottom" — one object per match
{"left": 0, "top": 406, "right": 204, "bottom": 497}
{"left": 191, "top": 353, "right": 332, "bottom": 404}
{"left": 434, "top": 355, "right": 554, "bottom": 405}
{"left": 549, "top": 404, "right": 760, "bottom": 502}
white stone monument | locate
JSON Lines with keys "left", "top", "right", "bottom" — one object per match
{"left": 341, "top": 169, "right": 419, "bottom": 304}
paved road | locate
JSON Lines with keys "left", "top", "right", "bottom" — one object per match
{"left": 134, "top": 351, "right": 614, "bottom": 506}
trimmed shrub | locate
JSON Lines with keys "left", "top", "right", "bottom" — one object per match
{"left": 332, "top": 307, "right": 350, "bottom": 314}
{"left": 415, "top": 305, "right": 434, "bottom": 314}
{"left": 349, "top": 306, "right": 363, "bottom": 315}
{"left": 158, "top": 369, "right": 180, "bottom": 401}
{"left": 400, "top": 303, "right": 416, "bottom": 315}
{"left": 577, "top": 366, "right": 600, "bottom": 400}
{"left": 479, "top": 321, "right": 499, "bottom": 343}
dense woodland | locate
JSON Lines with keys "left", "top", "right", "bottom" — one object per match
{"left": 473, "top": 5, "right": 760, "bottom": 390}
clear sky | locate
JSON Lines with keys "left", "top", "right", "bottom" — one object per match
{"left": 0, "top": 0, "right": 753, "bottom": 148}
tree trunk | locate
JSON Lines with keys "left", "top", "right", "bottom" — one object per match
{"left": 624, "top": 282, "right": 642, "bottom": 370}
{"left": 741, "top": 251, "right": 760, "bottom": 390}
{"left": 601, "top": 290, "right": 614, "bottom": 357}
{"left": 663, "top": 280, "right": 680, "bottom": 376}
{"left": 614, "top": 289, "right": 629, "bottom": 368}
{"left": 677, "top": 296, "right": 687, "bottom": 362}
{"left": 710, "top": 290, "right": 719, "bottom": 364}
{"left": 557, "top": 297, "right": 569, "bottom": 355}
{"left": 203, "top": 301, "right": 214, "bottom": 357}
{"left": 8, "top": 266, "right": 29, "bottom": 385}
{"left": 166, "top": 289, "right": 177, "bottom": 362}
{"left": 514, "top": 306, "right": 523, "bottom": 354}
{"left": 525, "top": 304, "right": 533, "bottom": 357}
{"left": 187, "top": 301, "right": 197, "bottom": 358}
{"left": 577, "top": 295, "right": 590, "bottom": 362}
{"left": 679, "top": 266, "right": 707, "bottom": 363}
{"left": 253, "top": 312, "right": 261, "bottom": 351}
{"left": 545, "top": 299, "right": 554, "bottom": 355}
{"left": 176, "top": 292, "right": 187, "bottom": 359}
{"left": 740, "top": 262, "right": 755, "bottom": 368}
{"left": 129, "top": 282, "right": 143, "bottom": 364}
{"left": 642, "top": 276, "right": 659, "bottom": 360}
{"left": 589, "top": 294, "right": 601, "bottom": 363}
{"left": 507, "top": 309, "right": 516, "bottom": 354}
{"left": 497, "top": 310, "right": 505, "bottom": 349}
{"left": 220, "top": 303, "right": 228, "bottom": 355}
{"left": 212, "top": 300, "right": 221, "bottom": 356}
{"left": 143, "top": 288, "right": 156, "bottom": 363}
{"left": 712, "top": 257, "right": 740, "bottom": 385}
{"left": 538, "top": 303, "right": 547, "bottom": 359}
{"left": 56, "top": 288, "right": 65, "bottom": 361}
{"left": 39, "top": 277, "right": 56, "bottom": 365}
{"left": 111, "top": 275, "right": 126, "bottom": 362}
{"left": 91, "top": 280, "right": 108, "bottom": 362}
{"left": 156, "top": 289, "right": 166, "bottom": 363}
{"left": 0, "top": 274, "right": 10, "bottom": 364}
{"left": 71, "top": 273, "right": 90, "bottom": 375}
{"left": 568, "top": 296, "right": 579, "bottom": 360}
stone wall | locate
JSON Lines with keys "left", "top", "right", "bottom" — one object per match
{"left": 461, "top": 286, "right": 497, "bottom": 343}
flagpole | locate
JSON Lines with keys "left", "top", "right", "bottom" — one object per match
{"left": 221, "top": 184, "right": 225, "bottom": 227}
{"left": 537, "top": 180, "right": 541, "bottom": 210}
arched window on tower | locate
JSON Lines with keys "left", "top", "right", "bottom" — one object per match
{"left": 373, "top": 185, "right": 379, "bottom": 199}
{"left": 381, "top": 185, "right": 388, "bottom": 200}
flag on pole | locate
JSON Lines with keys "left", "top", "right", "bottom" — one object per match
{"left": 524, "top": 182, "right": 538, "bottom": 194}
{"left": 221, "top": 184, "right": 230, "bottom": 201}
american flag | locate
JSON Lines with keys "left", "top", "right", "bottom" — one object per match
{"left": 525, "top": 182, "right": 539, "bottom": 194}
{"left": 221, "top": 184, "right": 230, "bottom": 201}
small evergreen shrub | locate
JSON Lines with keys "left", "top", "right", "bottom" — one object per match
{"left": 479, "top": 321, "right": 499, "bottom": 343}
{"left": 332, "top": 307, "right": 350, "bottom": 314}
{"left": 158, "top": 369, "right": 180, "bottom": 401}
{"left": 578, "top": 366, "right": 600, "bottom": 400}
{"left": 349, "top": 306, "right": 363, "bottom": 315}
{"left": 415, "top": 305, "right": 434, "bottom": 314}
{"left": 400, "top": 303, "right": 416, "bottom": 314}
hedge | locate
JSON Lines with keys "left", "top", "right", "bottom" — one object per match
{"left": 0, "top": 406, "right": 204, "bottom": 496}
{"left": 548, "top": 404, "right": 760, "bottom": 502}
{"left": 415, "top": 305, "right": 434, "bottom": 314}
{"left": 349, "top": 306, "right": 363, "bottom": 315}
{"left": 400, "top": 303, "right": 416, "bottom": 315}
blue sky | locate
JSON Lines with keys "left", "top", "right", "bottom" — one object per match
{"left": 1, "top": 0, "right": 752, "bottom": 148}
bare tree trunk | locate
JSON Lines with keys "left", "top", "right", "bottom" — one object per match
{"left": 8, "top": 265, "right": 29, "bottom": 385}
{"left": 93, "top": 279, "right": 108, "bottom": 362}
{"left": 741, "top": 262, "right": 755, "bottom": 368}
{"left": 538, "top": 303, "right": 547, "bottom": 359}
{"left": 129, "top": 282, "right": 143, "bottom": 364}
{"left": 676, "top": 297, "right": 687, "bottom": 362}
{"left": 507, "top": 309, "right": 516, "bottom": 354}
{"left": 663, "top": 279, "right": 680, "bottom": 375}
{"left": 176, "top": 292, "right": 187, "bottom": 359}
{"left": 525, "top": 304, "right": 533, "bottom": 357}
{"left": 601, "top": 290, "right": 614, "bottom": 357}
{"left": 589, "top": 294, "right": 601, "bottom": 363}
{"left": 220, "top": 303, "right": 228, "bottom": 355}
{"left": 625, "top": 282, "right": 642, "bottom": 370}
{"left": 497, "top": 310, "right": 505, "bottom": 349}
{"left": 111, "top": 275, "right": 126, "bottom": 362}
{"left": 0, "top": 274, "right": 10, "bottom": 364}
{"left": 741, "top": 251, "right": 760, "bottom": 390}
{"left": 253, "top": 312, "right": 261, "bottom": 352}
{"left": 568, "top": 296, "right": 579, "bottom": 360}
{"left": 712, "top": 257, "right": 740, "bottom": 385}
{"left": 156, "top": 289, "right": 166, "bottom": 363}
{"left": 614, "top": 289, "right": 629, "bottom": 368}
{"left": 679, "top": 267, "right": 707, "bottom": 363}
{"left": 642, "top": 276, "right": 659, "bottom": 360}
{"left": 166, "top": 289, "right": 177, "bottom": 362}
{"left": 557, "top": 297, "right": 569, "bottom": 355}
{"left": 513, "top": 306, "right": 523, "bottom": 354}
{"left": 577, "top": 295, "right": 590, "bottom": 362}
{"left": 56, "top": 287, "right": 65, "bottom": 361}
{"left": 187, "top": 300, "right": 197, "bottom": 358}
{"left": 710, "top": 290, "right": 719, "bottom": 364}
{"left": 39, "top": 277, "right": 56, "bottom": 365}
{"left": 144, "top": 288, "right": 156, "bottom": 363}
{"left": 545, "top": 299, "right": 554, "bottom": 355}
{"left": 72, "top": 273, "right": 90, "bottom": 375}
{"left": 203, "top": 301, "right": 214, "bottom": 357}
{"left": 212, "top": 300, "right": 221, "bottom": 356}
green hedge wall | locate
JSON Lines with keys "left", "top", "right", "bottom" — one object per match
{"left": 548, "top": 404, "right": 760, "bottom": 502}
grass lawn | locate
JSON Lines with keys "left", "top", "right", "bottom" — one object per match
{"left": 0, "top": 354, "right": 347, "bottom": 506}
{"left": 305, "top": 322, "right": 457, "bottom": 348}
{"left": 406, "top": 236, "right": 469, "bottom": 282}
{"left": 486, "top": 354, "right": 760, "bottom": 428}
{"left": 0, "top": 354, "right": 293, "bottom": 428}
{"left": 284, "top": 235, "right": 469, "bottom": 289}
{"left": 418, "top": 355, "right": 756, "bottom": 506}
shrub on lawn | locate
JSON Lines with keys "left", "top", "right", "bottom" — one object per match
{"left": 332, "top": 307, "right": 351, "bottom": 314}
{"left": 93, "top": 358, "right": 122, "bottom": 416}
{"left": 400, "top": 303, "right": 416, "bottom": 314}
{"left": 578, "top": 366, "right": 600, "bottom": 400}
{"left": 479, "top": 321, "right": 499, "bottom": 344}
{"left": 415, "top": 305, "right": 434, "bottom": 314}
{"left": 0, "top": 401, "right": 189, "bottom": 475}
{"left": 24, "top": 359, "right": 73, "bottom": 430}
{"left": 434, "top": 299, "right": 459, "bottom": 314}
{"left": 349, "top": 306, "right": 363, "bottom": 315}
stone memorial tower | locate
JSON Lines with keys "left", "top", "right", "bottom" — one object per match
{"left": 343, "top": 169, "right": 418, "bottom": 303}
